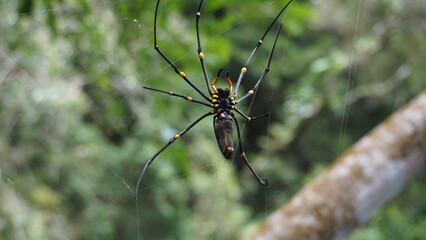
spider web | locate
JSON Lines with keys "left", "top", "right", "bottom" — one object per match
{"left": 1, "top": 0, "right": 425, "bottom": 239}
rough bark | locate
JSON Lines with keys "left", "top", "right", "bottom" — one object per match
{"left": 246, "top": 91, "right": 426, "bottom": 240}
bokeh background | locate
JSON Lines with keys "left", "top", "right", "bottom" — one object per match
{"left": 1, "top": 0, "right": 425, "bottom": 239}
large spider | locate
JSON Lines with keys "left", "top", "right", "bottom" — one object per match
{"left": 135, "top": 0, "right": 293, "bottom": 199}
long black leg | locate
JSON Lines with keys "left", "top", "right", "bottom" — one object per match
{"left": 196, "top": 0, "right": 214, "bottom": 95}
{"left": 234, "top": 108, "right": 269, "bottom": 122}
{"left": 135, "top": 111, "right": 215, "bottom": 199}
{"left": 236, "top": 24, "right": 283, "bottom": 103}
{"left": 230, "top": 112, "right": 268, "bottom": 186}
{"left": 143, "top": 86, "right": 213, "bottom": 108}
{"left": 233, "top": 0, "right": 293, "bottom": 97}
{"left": 154, "top": 0, "right": 211, "bottom": 101}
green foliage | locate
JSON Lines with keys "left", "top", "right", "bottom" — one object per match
{"left": 1, "top": 0, "right": 425, "bottom": 239}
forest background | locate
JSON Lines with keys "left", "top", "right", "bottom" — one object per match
{"left": 1, "top": 0, "right": 425, "bottom": 239}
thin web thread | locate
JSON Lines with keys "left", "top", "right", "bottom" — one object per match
{"left": 325, "top": 0, "right": 366, "bottom": 236}
{"left": 336, "top": 0, "right": 366, "bottom": 158}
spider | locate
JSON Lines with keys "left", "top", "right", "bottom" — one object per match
{"left": 135, "top": 0, "right": 293, "bottom": 199}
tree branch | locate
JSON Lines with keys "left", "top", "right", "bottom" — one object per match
{"left": 246, "top": 91, "right": 426, "bottom": 240}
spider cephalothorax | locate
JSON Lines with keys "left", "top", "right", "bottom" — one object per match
{"left": 210, "top": 69, "right": 233, "bottom": 100}
{"left": 135, "top": 0, "right": 293, "bottom": 199}
{"left": 214, "top": 89, "right": 233, "bottom": 109}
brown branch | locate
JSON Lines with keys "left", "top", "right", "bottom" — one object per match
{"left": 246, "top": 91, "right": 426, "bottom": 240}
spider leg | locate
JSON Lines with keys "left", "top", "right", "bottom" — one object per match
{"left": 233, "top": 0, "right": 293, "bottom": 97}
{"left": 230, "top": 112, "right": 268, "bottom": 186}
{"left": 236, "top": 24, "right": 282, "bottom": 103}
{"left": 154, "top": 0, "right": 211, "bottom": 102}
{"left": 210, "top": 68, "right": 224, "bottom": 95}
{"left": 143, "top": 86, "right": 213, "bottom": 108}
{"left": 135, "top": 111, "right": 215, "bottom": 199}
{"left": 196, "top": 0, "right": 214, "bottom": 95}
{"left": 234, "top": 108, "right": 269, "bottom": 122}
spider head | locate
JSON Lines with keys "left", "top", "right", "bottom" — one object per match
{"left": 217, "top": 88, "right": 231, "bottom": 98}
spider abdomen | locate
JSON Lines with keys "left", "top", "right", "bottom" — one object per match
{"left": 213, "top": 112, "right": 234, "bottom": 159}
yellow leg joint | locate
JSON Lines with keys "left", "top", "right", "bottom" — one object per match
{"left": 240, "top": 152, "right": 246, "bottom": 157}
{"left": 174, "top": 135, "right": 180, "bottom": 140}
{"left": 179, "top": 71, "right": 186, "bottom": 77}
{"left": 211, "top": 77, "right": 219, "bottom": 94}
{"left": 212, "top": 85, "right": 218, "bottom": 94}
{"left": 241, "top": 67, "right": 247, "bottom": 73}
